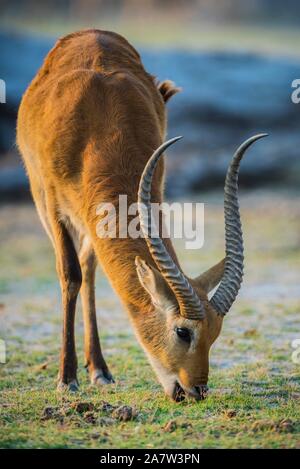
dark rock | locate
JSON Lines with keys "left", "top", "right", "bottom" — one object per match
{"left": 83, "top": 411, "right": 97, "bottom": 424}
{"left": 101, "top": 400, "right": 117, "bottom": 413}
{"left": 41, "top": 406, "right": 60, "bottom": 420}
{"left": 112, "top": 405, "right": 134, "bottom": 422}
{"left": 70, "top": 401, "right": 95, "bottom": 414}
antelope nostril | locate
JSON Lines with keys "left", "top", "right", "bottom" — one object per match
{"left": 173, "top": 382, "right": 186, "bottom": 402}
{"left": 194, "top": 385, "right": 208, "bottom": 399}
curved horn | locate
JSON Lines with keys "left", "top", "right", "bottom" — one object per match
{"left": 210, "top": 134, "right": 268, "bottom": 315}
{"left": 138, "top": 137, "right": 205, "bottom": 320}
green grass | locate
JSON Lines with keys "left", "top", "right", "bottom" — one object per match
{"left": 0, "top": 193, "right": 300, "bottom": 448}
{"left": 1, "top": 342, "right": 299, "bottom": 449}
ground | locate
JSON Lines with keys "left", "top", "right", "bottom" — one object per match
{"left": 0, "top": 190, "right": 299, "bottom": 448}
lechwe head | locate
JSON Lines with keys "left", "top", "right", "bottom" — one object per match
{"left": 135, "top": 134, "right": 267, "bottom": 401}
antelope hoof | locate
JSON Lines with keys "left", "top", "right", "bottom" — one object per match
{"left": 57, "top": 379, "right": 79, "bottom": 393}
{"left": 91, "top": 368, "right": 115, "bottom": 386}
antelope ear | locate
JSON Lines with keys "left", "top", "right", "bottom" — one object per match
{"left": 135, "top": 256, "right": 177, "bottom": 310}
{"left": 157, "top": 80, "right": 181, "bottom": 103}
{"left": 194, "top": 258, "right": 225, "bottom": 294}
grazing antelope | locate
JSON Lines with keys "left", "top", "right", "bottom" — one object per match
{"left": 17, "top": 29, "right": 266, "bottom": 401}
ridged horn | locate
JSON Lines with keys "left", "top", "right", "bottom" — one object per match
{"left": 138, "top": 137, "right": 205, "bottom": 320}
{"left": 210, "top": 133, "right": 268, "bottom": 315}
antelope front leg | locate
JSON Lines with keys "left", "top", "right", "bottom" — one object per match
{"left": 79, "top": 240, "right": 114, "bottom": 386}
{"left": 49, "top": 214, "right": 82, "bottom": 392}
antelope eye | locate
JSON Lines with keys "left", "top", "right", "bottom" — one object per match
{"left": 175, "top": 327, "right": 191, "bottom": 343}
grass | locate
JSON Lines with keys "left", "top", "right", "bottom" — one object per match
{"left": 0, "top": 191, "right": 300, "bottom": 448}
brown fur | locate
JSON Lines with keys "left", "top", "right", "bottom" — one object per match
{"left": 157, "top": 80, "right": 181, "bottom": 102}
{"left": 17, "top": 29, "right": 223, "bottom": 399}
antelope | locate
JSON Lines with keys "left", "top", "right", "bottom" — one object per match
{"left": 17, "top": 29, "right": 266, "bottom": 401}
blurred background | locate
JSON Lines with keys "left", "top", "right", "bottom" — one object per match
{"left": 0, "top": 0, "right": 300, "bottom": 198}
{"left": 0, "top": 2, "right": 300, "bottom": 449}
